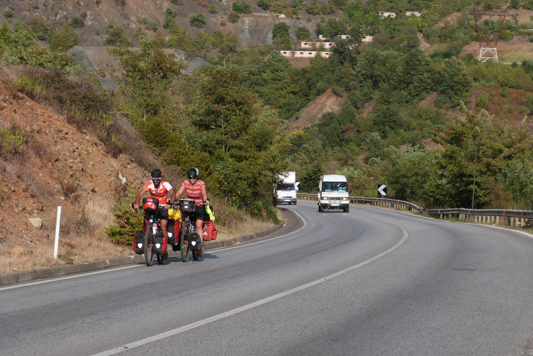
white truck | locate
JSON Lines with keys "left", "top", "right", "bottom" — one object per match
{"left": 275, "top": 171, "right": 300, "bottom": 205}
{"left": 318, "top": 174, "right": 350, "bottom": 212}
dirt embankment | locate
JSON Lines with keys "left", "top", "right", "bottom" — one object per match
{"left": 288, "top": 87, "right": 348, "bottom": 132}
{"left": 0, "top": 78, "right": 148, "bottom": 274}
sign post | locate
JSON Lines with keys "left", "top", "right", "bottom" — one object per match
{"left": 54, "top": 206, "right": 62, "bottom": 259}
{"left": 378, "top": 184, "right": 387, "bottom": 198}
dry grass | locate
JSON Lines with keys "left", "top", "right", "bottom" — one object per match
{"left": 500, "top": 51, "right": 533, "bottom": 64}
{"left": 217, "top": 208, "right": 282, "bottom": 239}
{"left": 84, "top": 197, "right": 115, "bottom": 229}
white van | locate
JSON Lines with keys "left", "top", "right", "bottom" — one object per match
{"left": 275, "top": 172, "right": 299, "bottom": 205}
{"left": 318, "top": 174, "right": 350, "bottom": 212}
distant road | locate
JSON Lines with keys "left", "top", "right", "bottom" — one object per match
{"left": 3, "top": 201, "right": 533, "bottom": 355}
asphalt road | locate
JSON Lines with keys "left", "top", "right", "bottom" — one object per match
{"left": 3, "top": 200, "right": 533, "bottom": 356}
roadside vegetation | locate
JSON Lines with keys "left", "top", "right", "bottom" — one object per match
{"left": 2, "top": 0, "right": 533, "bottom": 257}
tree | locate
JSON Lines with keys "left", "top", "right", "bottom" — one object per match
{"left": 272, "top": 22, "right": 291, "bottom": 49}
{"left": 192, "top": 31, "right": 210, "bottom": 50}
{"left": 228, "top": 11, "right": 241, "bottom": 23}
{"left": 233, "top": 1, "right": 253, "bottom": 14}
{"left": 258, "top": 0, "right": 271, "bottom": 10}
{"left": 51, "top": 24, "right": 78, "bottom": 51}
{"left": 110, "top": 39, "right": 186, "bottom": 116}
{"left": 437, "top": 57, "right": 473, "bottom": 105}
{"left": 211, "top": 30, "right": 224, "bottom": 48}
{"left": 189, "top": 13, "right": 206, "bottom": 28}
{"left": 189, "top": 66, "right": 286, "bottom": 220}
{"left": 105, "top": 26, "right": 130, "bottom": 46}
{"left": 163, "top": 8, "right": 177, "bottom": 29}
{"left": 0, "top": 22, "right": 13, "bottom": 45}
{"left": 296, "top": 26, "right": 311, "bottom": 40}
{"left": 30, "top": 17, "right": 52, "bottom": 41}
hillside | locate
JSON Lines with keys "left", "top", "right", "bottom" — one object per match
{"left": 0, "top": 77, "right": 147, "bottom": 274}
{"left": 0, "top": 0, "right": 319, "bottom": 47}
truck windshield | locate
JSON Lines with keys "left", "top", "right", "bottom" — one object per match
{"left": 277, "top": 184, "right": 295, "bottom": 190}
{"left": 322, "top": 182, "right": 348, "bottom": 192}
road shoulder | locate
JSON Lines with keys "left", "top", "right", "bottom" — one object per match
{"left": 0, "top": 208, "right": 301, "bottom": 286}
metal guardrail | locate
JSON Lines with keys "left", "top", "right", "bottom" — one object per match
{"left": 428, "top": 208, "right": 533, "bottom": 227}
{"left": 297, "top": 193, "right": 424, "bottom": 213}
{"left": 296, "top": 194, "right": 533, "bottom": 227}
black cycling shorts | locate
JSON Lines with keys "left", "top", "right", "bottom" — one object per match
{"left": 192, "top": 205, "right": 208, "bottom": 221}
{"left": 144, "top": 208, "right": 169, "bottom": 221}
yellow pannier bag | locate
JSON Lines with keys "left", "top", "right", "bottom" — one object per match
{"left": 168, "top": 208, "right": 181, "bottom": 221}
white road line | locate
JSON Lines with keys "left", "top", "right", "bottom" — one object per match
{"left": 214, "top": 208, "right": 308, "bottom": 252}
{"left": 0, "top": 210, "right": 308, "bottom": 291}
{"left": 0, "top": 264, "right": 141, "bottom": 291}
{"left": 91, "top": 222, "right": 409, "bottom": 356}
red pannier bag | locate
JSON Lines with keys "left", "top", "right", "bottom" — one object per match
{"left": 203, "top": 220, "right": 217, "bottom": 241}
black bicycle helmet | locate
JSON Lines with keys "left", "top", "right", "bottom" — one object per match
{"left": 151, "top": 169, "right": 162, "bottom": 179}
{"left": 187, "top": 167, "right": 199, "bottom": 179}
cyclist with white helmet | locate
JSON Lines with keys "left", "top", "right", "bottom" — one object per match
{"left": 175, "top": 167, "right": 208, "bottom": 257}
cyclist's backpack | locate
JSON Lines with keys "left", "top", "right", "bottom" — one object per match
{"left": 167, "top": 219, "right": 180, "bottom": 251}
{"left": 203, "top": 220, "right": 218, "bottom": 241}
{"left": 133, "top": 231, "right": 144, "bottom": 254}
{"left": 153, "top": 233, "right": 167, "bottom": 255}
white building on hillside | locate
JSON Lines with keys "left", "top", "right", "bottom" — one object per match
{"left": 379, "top": 11, "right": 396, "bottom": 18}
{"left": 406, "top": 11, "right": 421, "bottom": 17}
{"left": 280, "top": 51, "right": 331, "bottom": 58}
{"left": 301, "top": 41, "right": 335, "bottom": 48}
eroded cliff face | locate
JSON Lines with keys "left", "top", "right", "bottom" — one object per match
{"left": 0, "top": 0, "right": 317, "bottom": 47}
{"left": 0, "top": 77, "right": 149, "bottom": 274}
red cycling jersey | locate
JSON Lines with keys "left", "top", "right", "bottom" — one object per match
{"left": 143, "top": 181, "right": 173, "bottom": 206}
{"left": 181, "top": 179, "right": 205, "bottom": 206}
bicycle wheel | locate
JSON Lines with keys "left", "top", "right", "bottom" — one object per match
{"left": 180, "top": 220, "right": 190, "bottom": 262}
{"left": 144, "top": 228, "right": 154, "bottom": 266}
{"left": 191, "top": 232, "right": 200, "bottom": 261}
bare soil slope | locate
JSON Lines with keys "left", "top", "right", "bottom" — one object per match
{"left": 288, "top": 88, "right": 347, "bottom": 132}
{"left": 0, "top": 78, "right": 148, "bottom": 274}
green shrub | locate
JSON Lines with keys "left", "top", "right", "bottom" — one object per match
{"left": 477, "top": 93, "right": 489, "bottom": 108}
{"left": 70, "top": 16, "right": 85, "bottom": 28}
{"left": 258, "top": 0, "right": 271, "bottom": 10}
{"left": 0, "top": 119, "right": 30, "bottom": 156}
{"left": 51, "top": 24, "right": 79, "bottom": 50}
{"left": 105, "top": 26, "right": 130, "bottom": 46}
{"left": 190, "top": 13, "right": 206, "bottom": 28}
{"left": 4, "top": 8, "right": 13, "bottom": 18}
{"left": 105, "top": 186, "right": 144, "bottom": 245}
{"left": 228, "top": 11, "right": 240, "bottom": 23}
{"left": 233, "top": 1, "right": 252, "bottom": 14}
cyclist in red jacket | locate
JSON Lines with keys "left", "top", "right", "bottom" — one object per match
{"left": 174, "top": 167, "right": 208, "bottom": 257}
{"left": 134, "top": 169, "right": 175, "bottom": 262}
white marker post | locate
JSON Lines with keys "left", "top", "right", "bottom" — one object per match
{"left": 54, "top": 206, "right": 62, "bottom": 259}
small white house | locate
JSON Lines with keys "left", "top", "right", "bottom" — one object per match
{"left": 301, "top": 42, "right": 335, "bottom": 48}
{"left": 405, "top": 11, "right": 421, "bottom": 17}
{"left": 280, "top": 51, "right": 330, "bottom": 58}
{"left": 362, "top": 35, "right": 374, "bottom": 43}
{"left": 379, "top": 11, "right": 396, "bottom": 18}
